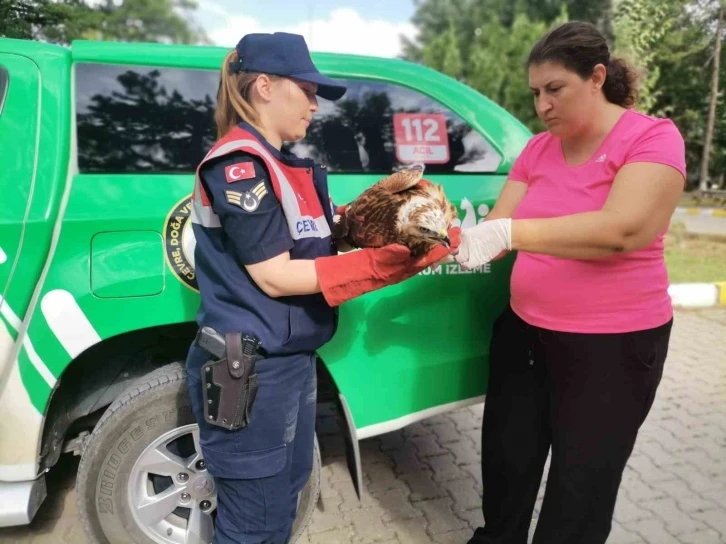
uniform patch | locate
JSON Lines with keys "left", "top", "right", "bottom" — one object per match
{"left": 225, "top": 162, "right": 255, "bottom": 183}
{"left": 226, "top": 182, "right": 268, "bottom": 212}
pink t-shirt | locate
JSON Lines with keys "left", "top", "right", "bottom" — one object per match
{"left": 508, "top": 109, "right": 686, "bottom": 333}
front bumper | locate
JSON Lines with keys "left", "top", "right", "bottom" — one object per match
{"left": 0, "top": 476, "right": 47, "bottom": 527}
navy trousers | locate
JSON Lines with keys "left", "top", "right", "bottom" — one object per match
{"left": 468, "top": 306, "right": 672, "bottom": 544}
{"left": 186, "top": 344, "right": 317, "bottom": 544}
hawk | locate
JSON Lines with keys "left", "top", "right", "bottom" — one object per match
{"left": 333, "top": 164, "right": 458, "bottom": 257}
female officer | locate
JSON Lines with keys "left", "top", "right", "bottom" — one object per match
{"left": 185, "top": 32, "right": 457, "bottom": 544}
{"left": 456, "top": 22, "right": 686, "bottom": 544}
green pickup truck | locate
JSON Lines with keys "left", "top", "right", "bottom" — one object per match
{"left": 0, "top": 37, "right": 530, "bottom": 544}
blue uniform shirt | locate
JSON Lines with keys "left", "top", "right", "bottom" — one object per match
{"left": 191, "top": 123, "right": 337, "bottom": 355}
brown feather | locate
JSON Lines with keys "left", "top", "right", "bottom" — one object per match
{"left": 375, "top": 165, "right": 424, "bottom": 193}
{"left": 332, "top": 165, "right": 458, "bottom": 256}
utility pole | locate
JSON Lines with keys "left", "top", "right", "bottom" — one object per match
{"left": 699, "top": 0, "right": 724, "bottom": 192}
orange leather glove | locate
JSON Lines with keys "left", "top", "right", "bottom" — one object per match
{"left": 315, "top": 227, "right": 460, "bottom": 307}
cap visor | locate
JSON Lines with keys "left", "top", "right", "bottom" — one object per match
{"left": 294, "top": 71, "right": 347, "bottom": 101}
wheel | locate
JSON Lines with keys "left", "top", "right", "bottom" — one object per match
{"left": 76, "top": 362, "right": 320, "bottom": 544}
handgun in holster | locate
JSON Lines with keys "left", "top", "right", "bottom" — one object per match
{"left": 195, "top": 326, "right": 262, "bottom": 431}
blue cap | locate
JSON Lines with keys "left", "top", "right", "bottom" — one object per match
{"left": 230, "top": 32, "right": 347, "bottom": 101}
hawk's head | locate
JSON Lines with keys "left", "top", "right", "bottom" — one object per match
{"left": 397, "top": 184, "right": 456, "bottom": 248}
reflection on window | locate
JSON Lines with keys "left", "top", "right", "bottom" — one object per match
{"left": 285, "top": 79, "right": 501, "bottom": 173}
{"left": 75, "top": 65, "right": 500, "bottom": 174}
{"left": 0, "top": 67, "right": 8, "bottom": 117}
{"left": 75, "top": 63, "right": 218, "bottom": 173}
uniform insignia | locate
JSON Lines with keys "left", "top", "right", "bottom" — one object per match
{"left": 226, "top": 182, "right": 268, "bottom": 212}
{"left": 225, "top": 162, "right": 256, "bottom": 183}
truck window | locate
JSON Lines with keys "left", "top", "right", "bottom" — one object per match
{"left": 75, "top": 63, "right": 218, "bottom": 173}
{"left": 285, "top": 79, "right": 502, "bottom": 174}
{"left": 74, "top": 63, "right": 500, "bottom": 174}
{"left": 0, "top": 66, "right": 8, "bottom": 116}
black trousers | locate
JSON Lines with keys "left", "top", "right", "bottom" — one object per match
{"left": 468, "top": 306, "right": 672, "bottom": 544}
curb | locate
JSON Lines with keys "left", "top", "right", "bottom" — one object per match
{"left": 674, "top": 207, "right": 726, "bottom": 217}
{"left": 668, "top": 282, "right": 726, "bottom": 308}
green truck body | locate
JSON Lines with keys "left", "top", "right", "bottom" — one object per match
{"left": 0, "top": 37, "right": 530, "bottom": 542}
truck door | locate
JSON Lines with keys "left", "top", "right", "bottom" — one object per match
{"left": 0, "top": 54, "right": 40, "bottom": 351}
{"left": 309, "top": 75, "right": 526, "bottom": 436}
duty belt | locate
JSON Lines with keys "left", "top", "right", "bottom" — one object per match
{"left": 195, "top": 326, "right": 262, "bottom": 431}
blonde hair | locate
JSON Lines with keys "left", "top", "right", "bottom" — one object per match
{"left": 214, "top": 49, "right": 280, "bottom": 139}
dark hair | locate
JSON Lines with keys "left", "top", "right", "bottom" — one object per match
{"left": 527, "top": 21, "right": 638, "bottom": 108}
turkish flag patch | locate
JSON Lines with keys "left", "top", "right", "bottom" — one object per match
{"left": 225, "top": 162, "right": 255, "bottom": 183}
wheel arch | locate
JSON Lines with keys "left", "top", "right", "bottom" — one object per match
{"left": 314, "top": 354, "right": 363, "bottom": 499}
{"left": 40, "top": 323, "right": 364, "bottom": 503}
{"left": 39, "top": 321, "right": 198, "bottom": 472}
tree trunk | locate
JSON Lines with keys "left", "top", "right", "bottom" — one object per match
{"left": 699, "top": 2, "right": 724, "bottom": 192}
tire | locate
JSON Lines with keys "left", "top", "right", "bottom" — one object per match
{"left": 76, "top": 362, "right": 320, "bottom": 544}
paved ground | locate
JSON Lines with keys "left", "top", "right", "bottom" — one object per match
{"left": 1, "top": 308, "right": 725, "bottom": 544}
{"left": 673, "top": 211, "right": 726, "bottom": 237}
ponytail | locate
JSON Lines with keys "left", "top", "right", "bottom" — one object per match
{"left": 602, "top": 57, "right": 639, "bottom": 108}
{"left": 214, "top": 49, "right": 280, "bottom": 139}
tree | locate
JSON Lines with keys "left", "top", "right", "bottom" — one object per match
{"left": 77, "top": 68, "right": 217, "bottom": 172}
{"left": 467, "top": 12, "right": 568, "bottom": 132}
{"left": 619, "top": 0, "right": 726, "bottom": 188}
{"left": 403, "top": 0, "right": 612, "bottom": 64}
{"left": 699, "top": 0, "right": 725, "bottom": 190}
{"left": 511, "top": 0, "right": 613, "bottom": 38}
{"left": 612, "top": 0, "right": 682, "bottom": 112}
{"left": 0, "top": 0, "right": 208, "bottom": 45}
{"left": 402, "top": 0, "right": 493, "bottom": 69}
{"left": 71, "top": 0, "right": 208, "bottom": 44}
{"left": 403, "top": 0, "right": 568, "bottom": 131}
{"left": 421, "top": 21, "right": 464, "bottom": 79}
{"left": 405, "top": 0, "right": 725, "bottom": 187}
{"left": 0, "top": 0, "right": 95, "bottom": 42}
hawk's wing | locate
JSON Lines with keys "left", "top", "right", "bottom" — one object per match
{"left": 333, "top": 164, "right": 426, "bottom": 249}
{"left": 374, "top": 164, "right": 424, "bottom": 194}
{"left": 344, "top": 185, "right": 402, "bottom": 248}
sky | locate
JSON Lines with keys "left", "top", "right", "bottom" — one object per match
{"left": 193, "top": 0, "right": 419, "bottom": 58}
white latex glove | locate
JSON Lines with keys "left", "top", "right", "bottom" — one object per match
{"left": 454, "top": 218, "right": 512, "bottom": 270}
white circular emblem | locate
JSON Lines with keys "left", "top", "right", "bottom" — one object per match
{"left": 181, "top": 219, "right": 196, "bottom": 270}
{"left": 242, "top": 192, "right": 260, "bottom": 212}
{"left": 164, "top": 196, "right": 198, "bottom": 291}
{"left": 192, "top": 476, "right": 215, "bottom": 498}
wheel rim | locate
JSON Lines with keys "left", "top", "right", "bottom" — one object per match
{"left": 128, "top": 423, "right": 216, "bottom": 544}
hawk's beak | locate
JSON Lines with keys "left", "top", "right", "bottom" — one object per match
{"left": 439, "top": 230, "right": 450, "bottom": 248}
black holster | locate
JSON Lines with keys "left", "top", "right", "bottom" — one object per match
{"left": 195, "top": 326, "right": 261, "bottom": 431}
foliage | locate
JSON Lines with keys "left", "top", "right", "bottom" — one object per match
{"left": 404, "top": 0, "right": 726, "bottom": 187}
{"left": 403, "top": 0, "right": 570, "bottom": 132}
{"left": 77, "top": 67, "right": 217, "bottom": 172}
{"left": 611, "top": 0, "right": 681, "bottom": 112}
{"left": 0, "top": 0, "right": 207, "bottom": 44}
{"left": 649, "top": 0, "right": 725, "bottom": 185}
{"left": 466, "top": 13, "right": 568, "bottom": 132}
{"left": 0, "top": 0, "right": 89, "bottom": 42}
{"left": 289, "top": 89, "right": 487, "bottom": 173}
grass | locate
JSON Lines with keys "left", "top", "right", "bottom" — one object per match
{"left": 664, "top": 221, "right": 726, "bottom": 283}
{"left": 679, "top": 191, "right": 726, "bottom": 209}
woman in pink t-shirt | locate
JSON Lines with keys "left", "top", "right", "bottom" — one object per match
{"left": 459, "top": 22, "right": 686, "bottom": 544}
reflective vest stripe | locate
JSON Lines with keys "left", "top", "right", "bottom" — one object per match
{"left": 228, "top": 139, "right": 331, "bottom": 240}
{"left": 191, "top": 171, "right": 220, "bottom": 228}
{"left": 191, "top": 130, "right": 331, "bottom": 240}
